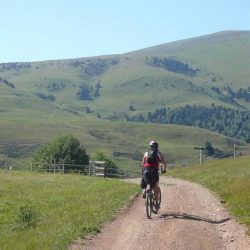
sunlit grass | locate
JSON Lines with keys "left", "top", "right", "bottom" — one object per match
{"left": 0, "top": 170, "right": 139, "bottom": 250}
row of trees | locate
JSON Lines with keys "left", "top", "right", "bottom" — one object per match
{"left": 146, "top": 57, "right": 199, "bottom": 76}
{"left": 121, "top": 105, "right": 250, "bottom": 140}
{"left": 77, "top": 82, "right": 102, "bottom": 100}
{"left": 235, "top": 87, "right": 250, "bottom": 102}
{"left": 0, "top": 76, "right": 15, "bottom": 88}
{"left": 211, "top": 86, "right": 250, "bottom": 103}
{"left": 70, "top": 58, "right": 119, "bottom": 76}
{"left": 0, "top": 62, "right": 31, "bottom": 71}
{"left": 34, "top": 92, "right": 55, "bottom": 101}
{"left": 45, "top": 82, "right": 66, "bottom": 92}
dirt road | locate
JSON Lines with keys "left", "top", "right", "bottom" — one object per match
{"left": 70, "top": 177, "right": 250, "bottom": 250}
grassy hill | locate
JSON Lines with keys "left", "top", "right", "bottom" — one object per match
{"left": 0, "top": 31, "right": 249, "bottom": 116}
{"left": 169, "top": 156, "right": 250, "bottom": 233}
{"left": 0, "top": 30, "right": 249, "bottom": 169}
{"left": 128, "top": 30, "right": 250, "bottom": 87}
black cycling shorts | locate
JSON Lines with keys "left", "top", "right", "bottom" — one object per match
{"left": 140, "top": 168, "right": 159, "bottom": 189}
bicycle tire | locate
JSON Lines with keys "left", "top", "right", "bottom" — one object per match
{"left": 146, "top": 191, "right": 152, "bottom": 219}
{"left": 152, "top": 187, "right": 161, "bottom": 214}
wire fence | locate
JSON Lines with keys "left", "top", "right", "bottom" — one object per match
{"left": 30, "top": 161, "right": 141, "bottom": 178}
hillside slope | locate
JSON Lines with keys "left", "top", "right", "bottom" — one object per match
{"left": 0, "top": 31, "right": 249, "bottom": 116}
{"left": 0, "top": 31, "right": 249, "bottom": 168}
{"left": 1, "top": 89, "right": 249, "bottom": 170}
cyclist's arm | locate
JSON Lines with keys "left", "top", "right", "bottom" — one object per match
{"left": 141, "top": 153, "right": 147, "bottom": 167}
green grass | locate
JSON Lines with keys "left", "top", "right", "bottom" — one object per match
{"left": 1, "top": 97, "right": 246, "bottom": 172}
{"left": 169, "top": 156, "right": 250, "bottom": 233}
{"left": 0, "top": 170, "right": 139, "bottom": 250}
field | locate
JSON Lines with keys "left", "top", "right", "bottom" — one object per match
{"left": 169, "top": 156, "right": 250, "bottom": 233}
{"left": 0, "top": 170, "right": 139, "bottom": 250}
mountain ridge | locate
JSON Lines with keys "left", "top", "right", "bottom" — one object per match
{"left": 126, "top": 30, "right": 250, "bottom": 56}
{"left": 0, "top": 30, "right": 249, "bottom": 64}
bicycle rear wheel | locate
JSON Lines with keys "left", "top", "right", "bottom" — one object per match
{"left": 146, "top": 192, "right": 152, "bottom": 219}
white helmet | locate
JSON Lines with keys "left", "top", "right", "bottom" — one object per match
{"left": 149, "top": 140, "right": 158, "bottom": 148}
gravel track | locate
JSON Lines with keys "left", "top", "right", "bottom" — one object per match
{"left": 70, "top": 177, "right": 250, "bottom": 250}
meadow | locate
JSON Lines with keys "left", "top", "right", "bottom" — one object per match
{"left": 0, "top": 170, "right": 139, "bottom": 250}
{"left": 169, "top": 156, "right": 250, "bottom": 233}
{"left": 1, "top": 101, "right": 245, "bottom": 172}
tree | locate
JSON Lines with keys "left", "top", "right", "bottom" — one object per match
{"left": 94, "top": 81, "right": 102, "bottom": 97}
{"left": 204, "top": 141, "right": 215, "bottom": 156}
{"left": 32, "top": 135, "right": 89, "bottom": 171}
{"left": 77, "top": 84, "right": 93, "bottom": 100}
{"left": 129, "top": 105, "right": 136, "bottom": 111}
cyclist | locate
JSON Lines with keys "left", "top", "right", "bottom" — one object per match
{"left": 140, "top": 140, "right": 167, "bottom": 208}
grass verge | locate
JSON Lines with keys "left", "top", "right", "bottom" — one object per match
{"left": 168, "top": 156, "right": 250, "bottom": 234}
{"left": 0, "top": 170, "right": 139, "bottom": 250}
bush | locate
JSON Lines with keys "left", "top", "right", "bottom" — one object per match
{"left": 11, "top": 205, "right": 40, "bottom": 229}
{"left": 32, "top": 135, "right": 89, "bottom": 171}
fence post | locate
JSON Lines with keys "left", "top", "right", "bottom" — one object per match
{"left": 31, "top": 163, "right": 33, "bottom": 172}
{"left": 88, "top": 161, "right": 91, "bottom": 176}
{"left": 194, "top": 146, "right": 204, "bottom": 164}
{"left": 54, "top": 160, "right": 56, "bottom": 174}
{"left": 233, "top": 144, "right": 238, "bottom": 159}
{"left": 104, "top": 163, "right": 106, "bottom": 178}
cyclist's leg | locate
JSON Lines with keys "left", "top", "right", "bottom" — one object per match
{"left": 152, "top": 169, "right": 160, "bottom": 203}
{"left": 140, "top": 169, "right": 147, "bottom": 198}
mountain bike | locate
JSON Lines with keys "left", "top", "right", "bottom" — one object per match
{"left": 145, "top": 184, "right": 161, "bottom": 219}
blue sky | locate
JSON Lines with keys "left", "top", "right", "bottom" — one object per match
{"left": 1, "top": 0, "right": 249, "bottom": 63}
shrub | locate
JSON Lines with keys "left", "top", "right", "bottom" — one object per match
{"left": 11, "top": 205, "right": 40, "bottom": 229}
{"left": 32, "top": 135, "right": 89, "bottom": 171}
{"left": 92, "top": 152, "right": 120, "bottom": 178}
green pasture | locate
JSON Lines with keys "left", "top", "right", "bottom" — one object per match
{"left": 0, "top": 170, "right": 139, "bottom": 250}
{"left": 0, "top": 96, "right": 245, "bottom": 172}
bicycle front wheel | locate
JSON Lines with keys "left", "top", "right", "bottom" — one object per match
{"left": 157, "top": 187, "right": 161, "bottom": 210}
{"left": 152, "top": 187, "right": 161, "bottom": 214}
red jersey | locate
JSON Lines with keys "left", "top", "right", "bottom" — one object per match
{"left": 143, "top": 150, "right": 161, "bottom": 169}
